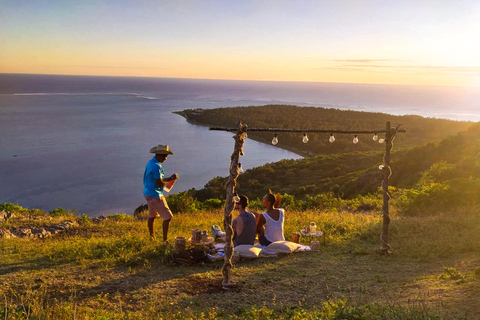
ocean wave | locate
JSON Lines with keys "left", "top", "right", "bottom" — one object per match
{"left": 135, "top": 95, "right": 158, "bottom": 100}
{"left": 10, "top": 92, "right": 138, "bottom": 96}
{"left": 5, "top": 92, "right": 158, "bottom": 100}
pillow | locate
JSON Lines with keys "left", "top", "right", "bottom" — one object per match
{"left": 266, "top": 241, "right": 302, "bottom": 254}
{"left": 234, "top": 245, "right": 263, "bottom": 258}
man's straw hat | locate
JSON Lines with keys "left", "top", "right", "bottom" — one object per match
{"left": 150, "top": 145, "right": 174, "bottom": 155}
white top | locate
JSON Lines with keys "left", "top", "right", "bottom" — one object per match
{"left": 262, "top": 209, "right": 285, "bottom": 243}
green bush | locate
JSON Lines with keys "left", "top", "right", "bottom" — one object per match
{"left": 396, "top": 178, "right": 480, "bottom": 216}
{"left": 167, "top": 191, "right": 202, "bottom": 213}
{"left": 202, "top": 198, "right": 224, "bottom": 210}
{"left": 0, "top": 202, "right": 28, "bottom": 213}
{"left": 49, "top": 207, "right": 68, "bottom": 217}
{"left": 80, "top": 213, "right": 91, "bottom": 224}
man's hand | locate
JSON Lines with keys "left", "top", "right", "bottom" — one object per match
{"left": 170, "top": 173, "right": 179, "bottom": 180}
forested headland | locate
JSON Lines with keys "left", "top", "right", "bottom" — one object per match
{"left": 175, "top": 105, "right": 473, "bottom": 156}
{"left": 174, "top": 105, "right": 479, "bottom": 213}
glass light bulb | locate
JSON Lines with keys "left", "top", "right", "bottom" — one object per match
{"left": 238, "top": 163, "right": 244, "bottom": 174}
{"left": 329, "top": 134, "right": 335, "bottom": 143}
{"left": 272, "top": 134, "right": 278, "bottom": 145}
{"left": 244, "top": 132, "right": 248, "bottom": 139}
{"left": 302, "top": 133, "right": 309, "bottom": 143}
{"left": 233, "top": 194, "right": 240, "bottom": 203}
{"left": 379, "top": 165, "right": 384, "bottom": 170}
{"left": 378, "top": 138, "right": 385, "bottom": 143}
{"left": 353, "top": 135, "right": 359, "bottom": 144}
{"left": 373, "top": 133, "right": 378, "bottom": 141}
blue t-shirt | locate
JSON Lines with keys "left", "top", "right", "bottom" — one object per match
{"left": 143, "top": 156, "right": 165, "bottom": 198}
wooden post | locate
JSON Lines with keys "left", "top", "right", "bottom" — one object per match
{"left": 222, "top": 121, "right": 247, "bottom": 289}
{"left": 380, "top": 121, "right": 399, "bottom": 254}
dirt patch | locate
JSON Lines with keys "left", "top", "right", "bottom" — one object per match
{"left": 178, "top": 275, "right": 240, "bottom": 295}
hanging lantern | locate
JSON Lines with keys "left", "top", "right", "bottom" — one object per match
{"left": 272, "top": 133, "right": 278, "bottom": 145}
{"left": 329, "top": 133, "right": 335, "bottom": 143}
{"left": 353, "top": 135, "right": 359, "bottom": 144}
{"left": 302, "top": 133, "right": 309, "bottom": 143}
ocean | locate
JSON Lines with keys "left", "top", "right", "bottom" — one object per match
{"left": 0, "top": 74, "right": 479, "bottom": 216}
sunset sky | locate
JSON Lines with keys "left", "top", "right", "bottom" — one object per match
{"left": 1, "top": 1, "right": 480, "bottom": 87}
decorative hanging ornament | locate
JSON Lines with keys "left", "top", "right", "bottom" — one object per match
{"left": 373, "top": 133, "right": 378, "bottom": 141}
{"left": 272, "top": 133, "right": 278, "bottom": 145}
{"left": 329, "top": 133, "right": 335, "bottom": 143}
{"left": 238, "top": 163, "right": 244, "bottom": 174}
{"left": 233, "top": 193, "right": 240, "bottom": 203}
{"left": 353, "top": 135, "right": 359, "bottom": 144}
{"left": 302, "top": 133, "right": 309, "bottom": 143}
{"left": 378, "top": 138, "right": 385, "bottom": 143}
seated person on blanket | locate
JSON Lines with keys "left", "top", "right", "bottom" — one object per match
{"left": 256, "top": 190, "right": 285, "bottom": 246}
{"left": 212, "top": 194, "right": 257, "bottom": 246}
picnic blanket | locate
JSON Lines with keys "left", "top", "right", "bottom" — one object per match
{"left": 214, "top": 241, "right": 312, "bottom": 259}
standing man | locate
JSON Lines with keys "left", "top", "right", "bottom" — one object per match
{"left": 143, "top": 144, "right": 178, "bottom": 243}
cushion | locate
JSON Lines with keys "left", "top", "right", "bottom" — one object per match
{"left": 234, "top": 245, "right": 263, "bottom": 258}
{"left": 266, "top": 241, "right": 303, "bottom": 254}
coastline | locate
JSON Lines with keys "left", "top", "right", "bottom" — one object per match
{"left": 173, "top": 110, "right": 310, "bottom": 157}
{"left": 172, "top": 105, "right": 474, "bottom": 158}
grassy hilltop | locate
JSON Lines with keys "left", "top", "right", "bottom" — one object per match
{"left": 2, "top": 106, "right": 480, "bottom": 319}
{"left": 1, "top": 202, "right": 480, "bottom": 319}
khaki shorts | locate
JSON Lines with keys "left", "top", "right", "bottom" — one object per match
{"left": 144, "top": 195, "right": 173, "bottom": 220}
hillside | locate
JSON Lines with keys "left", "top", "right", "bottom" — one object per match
{"left": 186, "top": 114, "right": 480, "bottom": 209}
{"left": 1, "top": 203, "right": 480, "bottom": 319}
{"left": 175, "top": 105, "right": 474, "bottom": 156}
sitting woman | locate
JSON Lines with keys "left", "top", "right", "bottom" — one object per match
{"left": 256, "top": 191, "right": 285, "bottom": 246}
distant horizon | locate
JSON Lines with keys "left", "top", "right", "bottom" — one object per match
{"left": 2, "top": 72, "right": 479, "bottom": 90}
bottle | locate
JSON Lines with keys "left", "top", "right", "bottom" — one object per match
{"left": 164, "top": 180, "right": 175, "bottom": 192}
{"left": 202, "top": 230, "right": 208, "bottom": 243}
{"left": 310, "top": 222, "right": 316, "bottom": 235}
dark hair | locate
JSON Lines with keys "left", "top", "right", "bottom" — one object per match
{"left": 237, "top": 195, "right": 249, "bottom": 208}
{"left": 265, "top": 193, "right": 276, "bottom": 206}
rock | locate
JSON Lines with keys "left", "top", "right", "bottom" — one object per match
{"left": 31, "top": 228, "right": 51, "bottom": 238}
{"left": 1, "top": 219, "right": 78, "bottom": 240}
{"left": 18, "top": 228, "right": 33, "bottom": 238}
{"left": 0, "top": 211, "right": 15, "bottom": 221}
{"left": 92, "top": 215, "right": 107, "bottom": 223}
{"left": 0, "top": 229, "right": 16, "bottom": 239}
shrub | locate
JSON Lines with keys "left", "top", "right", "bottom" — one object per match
{"left": 396, "top": 178, "right": 480, "bottom": 216}
{"left": 49, "top": 207, "right": 68, "bottom": 217}
{"left": 202, "top": 198, "right": 224, "bottom": 210}
{"left": 0, "top": 202, "right": 28, "bottom": 213}
{"left": 80, "top": 213, "right": 91, "bottom": 225}
{"left": 167, "top": 191, "right": 202, "bottom": 213}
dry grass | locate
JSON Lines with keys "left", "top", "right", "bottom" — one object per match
{"left": 1, "top": 207, "right": 480, "bottom": 319}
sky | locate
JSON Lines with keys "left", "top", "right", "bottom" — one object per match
{"left": 1, "top": 0, "right": 480, "bottom": 87}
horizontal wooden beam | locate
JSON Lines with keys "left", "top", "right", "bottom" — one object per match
{"left": 209, "top": 126, "right": 406, "bottom": 135}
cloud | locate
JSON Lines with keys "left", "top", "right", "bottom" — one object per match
{"left": 333, "top": 59, "right": 408, "bottom": 63}
{"left": 316, "top": 59, "right": 480, "bottom": 75}
{"left": 63, "top": 65, "right": 172, "bottom": 70}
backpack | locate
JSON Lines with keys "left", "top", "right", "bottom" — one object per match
{"left": 172, "top": 248, "right": 208, "bottom": 265}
